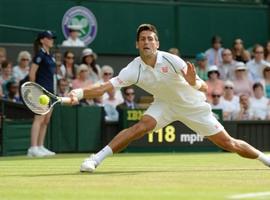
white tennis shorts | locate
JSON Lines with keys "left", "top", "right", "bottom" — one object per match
{"left": 144, "top": 100, "right": 224, "bottom": 137}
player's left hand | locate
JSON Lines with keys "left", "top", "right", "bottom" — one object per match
{"left": 181, "top": 61, "right": 196, "bottom": 86}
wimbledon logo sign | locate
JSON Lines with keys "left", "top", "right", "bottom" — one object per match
{"left": 62, "top": 6, "right": 98, "bottom": 45}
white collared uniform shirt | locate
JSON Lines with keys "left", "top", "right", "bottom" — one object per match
{"left": 110, "top": 51, "right": 224, "bottom": 136}
{"left": 110, "top": 51, "right": 206, "bottom": 107}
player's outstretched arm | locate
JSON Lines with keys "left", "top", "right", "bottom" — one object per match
{"left": 69, "top": 81, "right": 114, "bottom": 104}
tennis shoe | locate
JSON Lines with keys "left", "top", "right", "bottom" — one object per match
{"left": 80, "top": 155, "right": 98, "bottom": 173}
{"left": 39, "top": 146, "right": 56, "bottom": 156}
{"left": 27, "top": 146, "right": 46, "bottom": 157}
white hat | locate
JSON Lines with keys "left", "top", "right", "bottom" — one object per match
{"left": 207, "top": 65, "right": 219, "bottom": 73}
{"left": 235, "top": 62, "right": 247, "bottom": 71}
{"left": 82, "top": 48, "right": 97, "bottom": 60}
{"left": 224, "top": 80, "right": 234, "bottom": 88}
{"left": 67, "top": 24, "right": 82, "bottom": 31}
{"left": 77, "top": 64, "right": 88, "bottom": 74}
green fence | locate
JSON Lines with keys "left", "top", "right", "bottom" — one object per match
{"left": 1, "top": 103, "right": 269, "bottom": 156}
{"left": 1, "top": 103, "right": 103, "bottom": 156}
{"left": 0, "top": 0, "right": 269, "bottom": 56}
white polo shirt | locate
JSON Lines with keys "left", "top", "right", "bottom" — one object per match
{"left": 62, "top": 37, "right": 85, "bottom": 47}
{"left": 110, "top": 51, "right": 206, "bottom": 107}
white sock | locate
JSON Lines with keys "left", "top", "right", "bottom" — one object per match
{"left": 94, "top": 145, "right": 113, "bottom": 165}
{"left": 257, "top": 152, "right": 270, "bottom": 167}
{"left": 30, "top": 146, "right": 38, "bottom": 150}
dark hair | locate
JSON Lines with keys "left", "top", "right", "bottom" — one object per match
{"left": 252, "top": 82, "right": 263, "bottom": 91}
{"left": 6, "top": 80, "right": 17, "bottom": 91}
{"left": 136, "top": 24, "right": 158, "bottom": 41}
{"left": 264, "top": 41, "right": 270, "bottom": 58}
{"left": 1, "top": 60, "right": 11, "bottom": 68}
{"left": 211, "top": 35, "right": 222, "bottom": 44}
{"left": 82, "top": 55, "right": 98, "bottom": 75}
{"left": 252, "top": 44, "right": 263, "bottom": 53}
{"left": 207, "top": 70, "right": 220, "bottom": 78}
{"left": 33, "top": 38, "right": 42, "bottom": 56}
{"left": 63, "top": 50, "right": 76, "bottom": 79}
{"left": 123, "top": 86, "right": 134, "bottom": 95}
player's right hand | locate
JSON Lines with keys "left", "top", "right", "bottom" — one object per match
{"left": 68, "top": 90, "right": 80, "bottom": 105}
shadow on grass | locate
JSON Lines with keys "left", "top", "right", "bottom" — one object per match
{"left": 1, "top": 168, "right": 268, "bottom": 178}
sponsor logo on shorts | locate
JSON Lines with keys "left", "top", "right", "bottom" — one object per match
{"left": 62, "top": 6, "right": 98, "bottom": 45}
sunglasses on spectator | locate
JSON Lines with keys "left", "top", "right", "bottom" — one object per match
{"left": 212, "top": 94, "right": 221, "bottom": 98}
{"left": 21, "top": 58, "right": 29, "bottom": 61}
{"left": 66, "top": 56, "right": 74, "bottom": 59}
{"left": 125, "top": 92, "right": 135, "bottom": 96}
{"left": 255, "top": 51, "right": 264, "bottom": 54}
{"left": 225, "top": 86, "right": 233, "bottom": 89}
{"left": 104, "top": 72, "right": 112, "bottom": 76}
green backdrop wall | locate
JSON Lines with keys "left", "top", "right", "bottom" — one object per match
{"left": 0, "top": 0, "right": 269, "bottom": 56}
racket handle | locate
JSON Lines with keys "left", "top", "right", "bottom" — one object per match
{"left": 60, "top": 97, "right": 72, "bottom": 104}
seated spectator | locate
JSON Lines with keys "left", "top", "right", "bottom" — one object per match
{"left": 54, "top": 51, "right": 65, "bottom": 80}
{"left": 205, "top": 35, "right": 223, "bottom": 66}
{"left": 242, "top": 50, "right": 251, "bottom": 64}
{"left": 168, "top": 47, "right": 180, "bottom": 57}
{"left": 0, "top": 47, "right": 7, "bottom": 70}
{"left": 260, "top": 63, "right": 270, "bottom": 98}
{"left": 264, "top": 40, "right": 270, "bottom": 63}
{"left": 63, "top": 50, "right": 77, "bottom": 85}
{"left": 210, "top": 90, "right": 232, "bottom": 120}
{"left": 231, "top": 38, "right": 247, "bottom": 63}
{"left": 62, "top": 25, "right": 85, "bottom": 47}
{"left": 220, "top": 80, "right": 240, "bottom": 119}
{"left": 219, "top": 49, "right": 236, "bottom": 80}
{"left": 117, "top": 86, "right": 139, "bottom": 110}
{"left": 0, "top": 60, "right": 15, "bottom": 96}
{"left": 81, "top": 48, "right": 101, "bottom": 83}
{"left": 249, "top": 82, "right": 270, "bottom": 120}
{"left": 195, "top": 52, "right": 208, "bottom": 81}
{"left": 103, "top": 88, "right": 122, "bottom": 122}
{"left": 234, "top": 94, "right": 253, "bottom": 120}
{"left": 57, "top": 78, "right": 70, "bottom": 97}
{"left": 205, "top": 65, "right": 224, "bottom": 102}
{"left": 13, "top": 51, "right": 31, "bottom": 82}
{"left": 232, "top": 62, "right": 253, "bottom": 96}
{"left": 103, "top": 88, "right": 123, "bottom": 108}
{"left": 72, "top": 64, "right": 92, "bottom": 89}
{"left": 3, "top": 80, "right": 20, "bottom": 103}
{"left": 246, "top": 44, "right": 268, "bottom": 82}
{"left": 101, "top": 65, "right": 124, "bottom": 104}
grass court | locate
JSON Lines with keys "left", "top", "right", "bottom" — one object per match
{"left": 0, "top": 152, "right": 269, "bottom": 200}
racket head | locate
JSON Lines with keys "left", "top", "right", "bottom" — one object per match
{"left": 20, "top": 82, "right": 59, "bottom": 115}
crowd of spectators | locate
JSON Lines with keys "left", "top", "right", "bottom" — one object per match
{"left": 196, "top": 36, "right": 270, "bottom": 120}
{"left": 1, "top": 35, "right": 270, "bottom": 121}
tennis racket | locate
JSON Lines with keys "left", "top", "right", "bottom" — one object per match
{"left": 20, "top": 81, "right": 71, "bottom": 115}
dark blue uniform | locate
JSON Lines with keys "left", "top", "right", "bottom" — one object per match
{"left": 33, "top": 48, "right": 56, "bottom": 93}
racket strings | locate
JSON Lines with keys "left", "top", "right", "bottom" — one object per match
{"left": 22, "top": 84, "right": 50, "bottom": 114}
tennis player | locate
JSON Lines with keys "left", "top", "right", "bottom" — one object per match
{"left": 69, "top": 24, "right": 270, "bottom": 172}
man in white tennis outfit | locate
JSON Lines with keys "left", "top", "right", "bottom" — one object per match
{"left": 69, "top": 24, "right": 270, "bottom": 172}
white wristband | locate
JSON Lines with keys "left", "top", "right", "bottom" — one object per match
{"left": 72, "top": 88, "right": 84, "bottom": 100}
{"left": 192, "top": 80, "right": 202, "bottom": 90}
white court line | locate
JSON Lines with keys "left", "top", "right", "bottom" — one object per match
{"left": 228, "top": 191, "right": 270, "bottom": 199}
